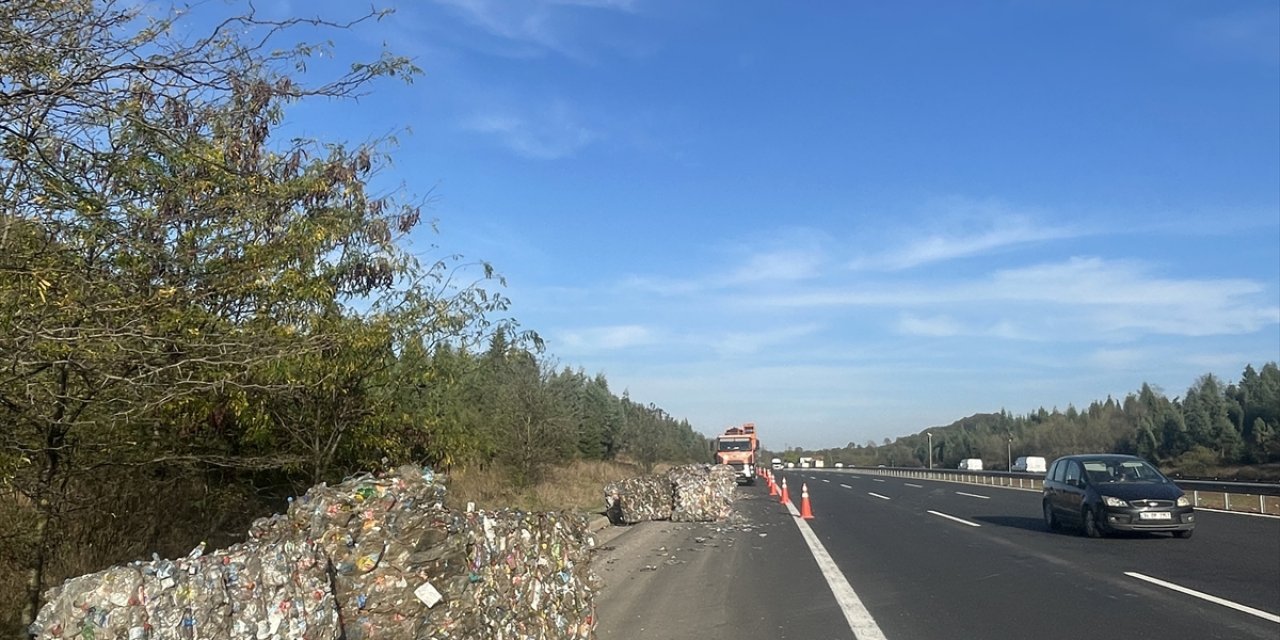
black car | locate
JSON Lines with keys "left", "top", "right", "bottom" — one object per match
{"left": 1042, "top": 454, "right": 1195, "bottom": 538}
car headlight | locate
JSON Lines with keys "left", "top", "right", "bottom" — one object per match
{"left": 1176, "top": 496, "right": 1191, "bottom": 507}
{"left": 1102, "top": 496, "right": 1127, "bottom": 508}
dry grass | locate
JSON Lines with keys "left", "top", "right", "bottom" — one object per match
{"left": 447, "top": 459, "right": 659, "bottom": 514}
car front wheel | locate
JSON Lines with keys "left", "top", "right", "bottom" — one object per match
{"left": 1043, "top": 501, "right": 1059, "bottom": 531}
{"left": 1082, "top": 507, "right": 1105, "bottom": 538}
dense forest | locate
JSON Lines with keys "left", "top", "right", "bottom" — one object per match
{"left": 784, "top": 362, "right": 1280, "bottom": 478}
{"left": 0, "top": 2, "right": 706, "bottom": 631}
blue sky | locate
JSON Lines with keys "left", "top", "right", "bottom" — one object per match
{"left": 232, "top": 1, "right": 1276, "bottom": 449}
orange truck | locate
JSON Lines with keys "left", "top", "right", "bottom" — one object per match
{"left": 715, "top": 423, "right": 759, "bottom": 485}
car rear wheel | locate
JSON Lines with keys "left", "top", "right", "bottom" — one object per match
{"left": 1043, "top": 501, "right": 1059, "bottom": 531}
{"left": 1172, "top": 529, "right": 1193, "bottom": 539}
{"left": 1082, "top": 507, "right": 1105, "bottom": 538}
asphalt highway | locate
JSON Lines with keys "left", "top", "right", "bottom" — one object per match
{"left": 593, "top": 471, "right": 1280, "bottom": 639}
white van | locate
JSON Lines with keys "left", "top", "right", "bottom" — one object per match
{"left": 958, "top": 458, "right": 983, "bottom": 471}
{"left": 1011, "top": 456, "right": 1047, "bottom": 474}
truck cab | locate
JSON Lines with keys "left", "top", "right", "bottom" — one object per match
{"left": 716, "top": 423, "right": 759, "bottom": 485}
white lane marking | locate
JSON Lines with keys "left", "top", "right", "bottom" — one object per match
{"left": 785, "top": 500, "right": 889, "bottom": 639}
{"left": 955, "top": 491, "right": 990, "bottom": 500}
{"left": 822, "top": 479, "right": 831, "bottom": 483}
{"left": 904, "top": 483, "right": 923, "bottom": 488}
{"left": 840, "top": 484, "right": 853, "bottom": 489}
{"left": 1125, "top": 572, "right": 1280, "bottom": 624}
{"left": 868, "top": 493, "right": 891, "bottom": 500}
{"left": 927, "top": 510, "right": 981, "bottom": 527}
{"left": 872, "top": 479, "right": 886, "bottom": 483}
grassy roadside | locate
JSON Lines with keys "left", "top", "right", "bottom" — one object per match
{"left": 445, "top": 459, "right": 663, "bottom": 515}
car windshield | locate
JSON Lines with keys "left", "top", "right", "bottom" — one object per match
{"left": 717, "top": 439, "right": 752, "bottom": 452}
{"left": 1082, "top": 460, "right": 1165, "bottom": 484}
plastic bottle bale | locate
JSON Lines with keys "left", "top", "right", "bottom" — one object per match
{"left": 602, "top": 474, "right": 673, "bottom": 524}
{"left": 314, "top": 503, "right": 598, "bottom": 640}
{"left": 252, "top": 465, "right": 447, "bottom": 546}
{"left": 30, "top": 538, "right": 339, "bottom": 640}
{"left": 667, "top": 464, "right": 738, "bottom": 522}
{"left": 428, "top": 509, "right": 598, "bottom": 640}
{"left": 243, "top": 465, "right": 457, "bottom": 640}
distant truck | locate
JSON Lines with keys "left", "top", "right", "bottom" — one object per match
{"left": 958, "top": 458, "right": 984, "bottom": 471}
{"left": 814, "top": 459, "right": 825, "bottom": 468}
{"left": 798, "top": 456, "right": 813, "bottom": 468}
{"left": 770, "top": 457, "right": 783, "bottom": 470}
{"left": 1011, "top": 456, "right": 1047, "bottom": 474}
{"left": 715, "top": 423, "right": 759, "bottom": 485}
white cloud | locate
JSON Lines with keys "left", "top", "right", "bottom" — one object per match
{"left": 462, "top": 101, "right": 597, "bottom": 159}
{"left": 709, "top": 323, "right": 823, "bottom": 356}
{"left": 1087, "top": 347, "right": 1153, "bottom": 371}
{"left": 554, "top": 324, "right": 655, "bottom": 352}
{"left": 851, "top": 210, "right": 1083, "bottom": 271}
{"left": 753, "top": 255, "right": 1277, "bottom": 339}
{"left": 895, "top": 314, "right": 964, "bottom": 337}
{"left": 433, "top": 0, "right": 639, "bottom": 59}
{"left": 721, "top": 244, "right": 827, "bottom": 286}
{"left": 621, "top": 236, "right": 829, "bottom": 295}
{"left": 983, "top": 257, "right": 1276, "bottom": 336}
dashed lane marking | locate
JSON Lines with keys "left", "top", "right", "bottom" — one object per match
{"left": 868, "top": 493, "right": 891, "bottom": 500}
{"left": 927, "top": 510, "right": 981, "bottom": 527}
{"left": 955, "top": 491, "right": 990, "bottom": 500}
{"left": 1125, "top": 572, "right": 1280, "bottom": 624}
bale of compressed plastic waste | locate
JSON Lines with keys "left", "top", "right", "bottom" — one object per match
{"left": 250, "top": 465, "right": 600, "bottom": 639}
{"left": 601, "top": 464, "right": 740, "bottom": 525}
{"left": 602, "top": 474, "right": 672, "bottom": 525}
{"left": 29, "top": 538, "right": 339, "bottom": 640}
{"left": 32, "top": 465, "right": 599, "bottom": 640}
{"left": 668, "top": 464, "right": 738, "bottom": 522}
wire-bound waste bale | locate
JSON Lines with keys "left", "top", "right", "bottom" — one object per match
{"left": 601, "top": 464, "right": 740, "bottom": 525}
{"left": 602, "top": 474, "right": 672, "bottom": 525}
{"left": 30, "top": 538, "right": 339, "bottom": 640}
{"left": 668, "top": 464, "right": 738, "bottom": 522}
{"left": 32, "top": 465, "right": 599, "bottom": 640}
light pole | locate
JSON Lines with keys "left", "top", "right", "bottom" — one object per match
{"left": 1006, "top": 432, "right": 1013, "bottom": 471}
{"left": 927, "top": 432, "right": 933, "bottom": 470}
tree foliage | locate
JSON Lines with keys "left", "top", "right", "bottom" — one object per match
{"left": 0, "top": 2, "right": 707, "bottom": 632}
{"left": 795, "top": 362, "right": 1280, "bottom": 476}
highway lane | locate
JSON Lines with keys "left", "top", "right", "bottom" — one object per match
{"left": 593, "top": 487, "right": 858, "bottom": 639}
{"left": 789, "top": 470, "right": 1280, "bottom": 639}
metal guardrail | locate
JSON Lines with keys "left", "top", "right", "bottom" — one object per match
{"left": 806, "top": 466, "right": 1280, "bottom": 515}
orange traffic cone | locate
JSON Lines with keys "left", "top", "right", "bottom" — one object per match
{"left": 799, "top": 483, "right": 814, "bottom": 519}
{"left": 779, "top": 478, "right": 790, "bottom": 505}
{"left": 768, "top": 472, "right": 779, "bottom": 496}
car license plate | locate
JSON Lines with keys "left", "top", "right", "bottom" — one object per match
{"left": 1139, "top": 511, "right": 1172, "bottom": 520}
